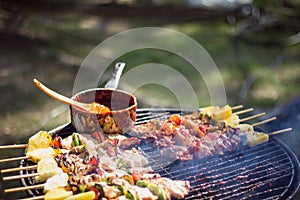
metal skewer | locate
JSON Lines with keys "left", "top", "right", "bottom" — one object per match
{"left": 135, "top": 112, "right": 170, "bottom": 123}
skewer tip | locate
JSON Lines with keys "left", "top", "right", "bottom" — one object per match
{"left": 239, "top": 112, "right": 266, "bottom": 123}
{"left": 270, "top": 128, "right": 293, "bottom": 135}
{"left": 33, "top": 78, "right": 40, "bottom": 86}
{"left": 231, "top": 105, "right": 244, "bottom": 110}
{"left": 252, "top": 117, "right": 277, "bottom": 127}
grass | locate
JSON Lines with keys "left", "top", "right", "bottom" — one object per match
{"left": 0, "top": 12, "right": 299, "bottom": 142}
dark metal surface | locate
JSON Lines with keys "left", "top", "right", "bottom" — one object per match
{"left": 18, "top": 108, "right": 300, "bottom": 199}
{"left": 141, "top": 137, "right": 299, "bottom": 200}
{"left": 135, "top": 109, "right": 300, "bottom": 200}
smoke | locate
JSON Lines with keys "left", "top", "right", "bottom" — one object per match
{"left": 264, "top": 97, "right": 300, "bottom": 159}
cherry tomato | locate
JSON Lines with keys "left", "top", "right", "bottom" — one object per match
{"left": 198, "top": 125, "right": 207, "bottom": 134}
{"left": 52, "top": 135, "right": 62, "bottom": 148}
{"left": 132, "top": 173, "right": 142, "bottom": 182}
{"left": 88, "top": 156, "right": 98, "bottom": 166}
{"left": 169, "top": 114, "right": 182, "bottom": 125}
{"left": 96, "top": 168, "right": 103, "bottom": 177}
{"left": 111, "top": 138, "right": 119, "bottom": 146}
{"left": 89, "top": 187, "right": 99, "bottom": 200}
{"left": 162, "top": 123, "right": 176, "bottom": 135}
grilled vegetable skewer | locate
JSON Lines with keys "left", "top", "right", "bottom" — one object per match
{"left": 3, "top": 129, "right": 190, "bottom": 199}
{"left": 199, "top": 105, "right": 264, "bottom": 127}
{"left": 131, "top": 111, "right": 291, "bottom": 161}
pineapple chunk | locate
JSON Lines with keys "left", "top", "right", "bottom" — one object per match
{"left": 44, "top": 172, "right": 69, "bottom": 192}
{"left": 26, "top": 147, "right": 56, "bottom": 163}
{"left": 26, "top": 131, "right": 52, "bottom": 153}
{"left": 44, "top": 187, "right": 73, "bottom": 200}
{"left": 65, "top": 191, "right": 96, "bottom": 200}
{"left": 235, "top": 124, "right": 254, "bottom": 132}
{"left": 199, "top": 106, "right": 220, "bottom": 116}
{"left": 35, "top": 157, "right": 63, "bottom": 183}
{"left": 247, "top": 132, "right": 269, "bottom": 147}
{"left": 212, "top": 105, "right": 232, "bottom": 120}
{"left": 224, "top": 114, "right": 240, "bottom": 127}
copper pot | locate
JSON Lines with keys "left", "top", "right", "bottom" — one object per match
{"left": 70, "top": 88, "right": 137, "bottom": 134}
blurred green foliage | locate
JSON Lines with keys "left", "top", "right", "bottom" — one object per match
{"left": 0, "top": 0, "right": 299, "bottom": 138}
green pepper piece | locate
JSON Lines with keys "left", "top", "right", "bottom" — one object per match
{"left": 72, "top": 133, "right": 81, "bottom": 146}
{"left": 101, "top": 177, "right": 107, "bottom": 182}
{"left": 117, "top": 185, "right": 126, "bottom": 194}
{"left": 149, "top": 184, "right": 167, "bottom": 200}
{"left": 136, "top": 181, "right": 166, "bottom": 200}
{"left": 78, "top": 184, "right": 86, "bottom": 192}
{"left": 107, "top": 177, "right": 113, "bottom": 186}
{"left": 136, "top": 180, "right": 149, "bottom": 188}
{"left": 95, "top": 184, "right": 105, "bottom": 198}
{"left": 116, "top": 157, "right": 126, "bottom": 168}
{"left": 125, "top": 191, "right": 136, "bottom": 200}
{"left": 116, "top": 185, "right": 136, "bottom": 200}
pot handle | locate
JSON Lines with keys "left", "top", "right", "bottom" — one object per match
{"left": 104, "top": 62, "right": 126, "bottom": 89}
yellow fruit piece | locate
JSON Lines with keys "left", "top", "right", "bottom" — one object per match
{"left": 224, "top": 114, "right": 240, "bottom": 127}
{"left": 37, "top": 157, "right": 58, "bottom": 173}
{"left": 35, "top": 157, "right": 63, "bottom": 183}
{"left": 26, "top": 131, "right": 52, "bottom": 153}
{"left": 36, "top": 168, "right": 63, "bottom": 183}
{"left": 199, "top": 106, "right": 220, "bottom": 116}
{"left": 65, "top": 191, "right": 96, "bottom": 200}
{"left": 212, "top": 105, "right": 232, "bottom": 120}
{"left": 44, "top": 173, "right": 69, "bottom": 192}
{"left": 123, "top": 174, "right": 134, "bottom": 185}
{"left": 44, "top": 188, "right": 73, "bottom": 200}
{"left": 247, "top": 132, "right": 269, "bottom": 147}
{"left": 26, "top": 147, "right": 55, "bottom": 163}
{"left": 235, "top": 124, "right": 254, "bottom": 132}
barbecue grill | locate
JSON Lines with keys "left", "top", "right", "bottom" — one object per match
{"left": 1, "top": 108, "right": 300, "bottom": 199}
